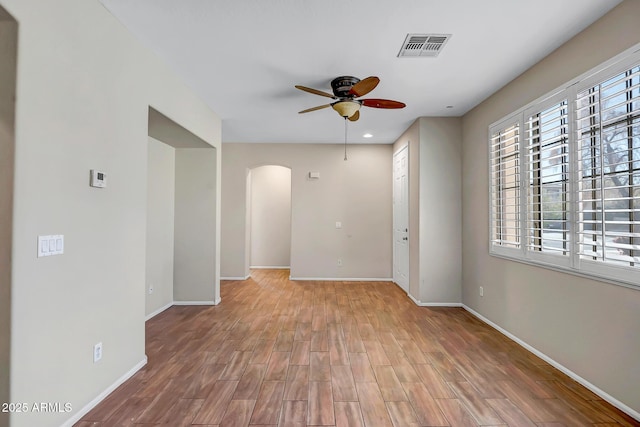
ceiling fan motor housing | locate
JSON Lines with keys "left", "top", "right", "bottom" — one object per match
{"left": 331, "top": 76, "right": 360, "bottom": 97}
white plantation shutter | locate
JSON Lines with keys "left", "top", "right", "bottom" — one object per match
{"left": 575, "top": 65, "right": 640, "bottom": 270}
{"left": 488, "top": 48, "right": 640, "bottom": 289}
{"left": 490, "top": 121, "right": 521, "bottom": 252}
{"left": 525, "top": 100, "right": 570, "bottom": 259}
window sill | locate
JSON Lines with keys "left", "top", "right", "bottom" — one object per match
{"left": 489, "top": 250, "right": 640, "bottom": 292}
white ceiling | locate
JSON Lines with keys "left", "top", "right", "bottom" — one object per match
{"left": 99, "top": 0, "right": 622, "bottom": 144}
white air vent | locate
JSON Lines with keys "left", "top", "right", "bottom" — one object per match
{"left": 398, "top": 33, "right": 451, "bottom": 57}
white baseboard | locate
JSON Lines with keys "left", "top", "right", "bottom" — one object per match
{"left": 407, "top": 292, "right": 462, "bottom": 307}
{"left": 61, "top": 356, "right": 148, "bottom": 427}
{"left": 173, "top": 300, "right": 217, "bottom": 306}
{"left": 220, "top": 275, "right": 250, "bottom": 280}
{"left": 145, "top": 297, "right": 222, "bottom": 322}
{"left": 462, "top": 304, "right": 640, "bottom": 422}
{"left": 289, "top": 277, "right": 393, "bottom": 282}
{"left": 145, "top": 301, "right": 173, "bottom": 321}
{"left": 250, "top": 266, "right": 290, "bottom": 269}
{"left": 407, "top": 293, "right": 420, "bottom": 305}
{"left": 423, "top": 303, "right": 463, "bottom": 307}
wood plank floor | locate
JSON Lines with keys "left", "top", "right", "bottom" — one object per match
{"left": 76, "top": 269, "right": 639, "bottom": 426}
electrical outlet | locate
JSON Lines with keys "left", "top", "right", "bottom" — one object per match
{"left": 93, "top": 342, "right": 102, "bottom": 363}
{"left": 148, "top": 285, "right": 154, "bottom": 294}
{"left": 479, "top": 286, "right": 484, "bottom": 297}
{"left": 337, "top": 258, "right": 342, "bottom": 266}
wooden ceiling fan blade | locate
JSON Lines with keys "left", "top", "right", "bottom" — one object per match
{"left": 295, "top": 85, "right": 335, "bottom": 99}
{"left": 361, "top": 98, "right": 406, "bottom": 109}
{"left": 349, "top": 76, "right": 380, "bottom": 97}
{"left": 348, "top": 110, "right": 360, "bottom": 122}
{"left": 299, "top": 104, "right": 331, "bottom": 114}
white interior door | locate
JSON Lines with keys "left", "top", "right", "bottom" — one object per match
{"left": 393, "top": 145, "right": 409, "bottom": 292}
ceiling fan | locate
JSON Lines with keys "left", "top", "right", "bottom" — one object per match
{"left": 295, "top": 76, "right": 406, "bottom": 121}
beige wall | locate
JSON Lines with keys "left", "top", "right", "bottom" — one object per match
{"left": 222, "top": 143, "right": 393, "bottom": 279}
{"left": 4, "top": 0, "right": 221, "bottom": 425}
{"left": 0, "top": 9, "right": 16, "bottom": 427}
{"left": 462, "top": 0, "right": 640, "bottom": 414}
{"left": 250, "top": 165, "right": 292, "bottom": 268}
{"left": 145, "top": 138, "right": 175, "bottom": 316}
{"left": 419, "top": 118, "right": 462, "bottom": 303}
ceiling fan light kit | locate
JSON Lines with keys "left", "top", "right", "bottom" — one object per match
{"left": 331, "top": 100, "right": 360, "bottom": 119}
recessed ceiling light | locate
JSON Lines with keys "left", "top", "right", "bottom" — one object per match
{"left": 363, "top": 133, "right": 373, "bottom": 138}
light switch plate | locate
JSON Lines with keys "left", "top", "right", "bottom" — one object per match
{"left": 38, "top": 235, "right": 64, "bottom": 257}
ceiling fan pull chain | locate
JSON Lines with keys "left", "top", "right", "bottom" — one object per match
{"left": 344, "top": 117, "right": 348, "bottom": 161}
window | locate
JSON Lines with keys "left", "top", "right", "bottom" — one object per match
{"left": 490, "top": 121, "right": 521, "bottom": 251}
{"left": 490, "top": 50, "right": 640, "bottom": 289}
{"left": 576, "top": 66, "right": 640, "bottom": 269}
{"left": 525, "top": 99, "right": 570, "bottom": 259}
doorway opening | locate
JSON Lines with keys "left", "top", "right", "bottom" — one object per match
{"left": 247, "top": 165, "right": 292, "bottom": 274}
{"left": 145, "top": 107, "right": 218, "bottom": 320}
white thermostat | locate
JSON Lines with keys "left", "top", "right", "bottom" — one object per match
{"left": 90, "top": 169, "right": 107, "bottom": 188}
